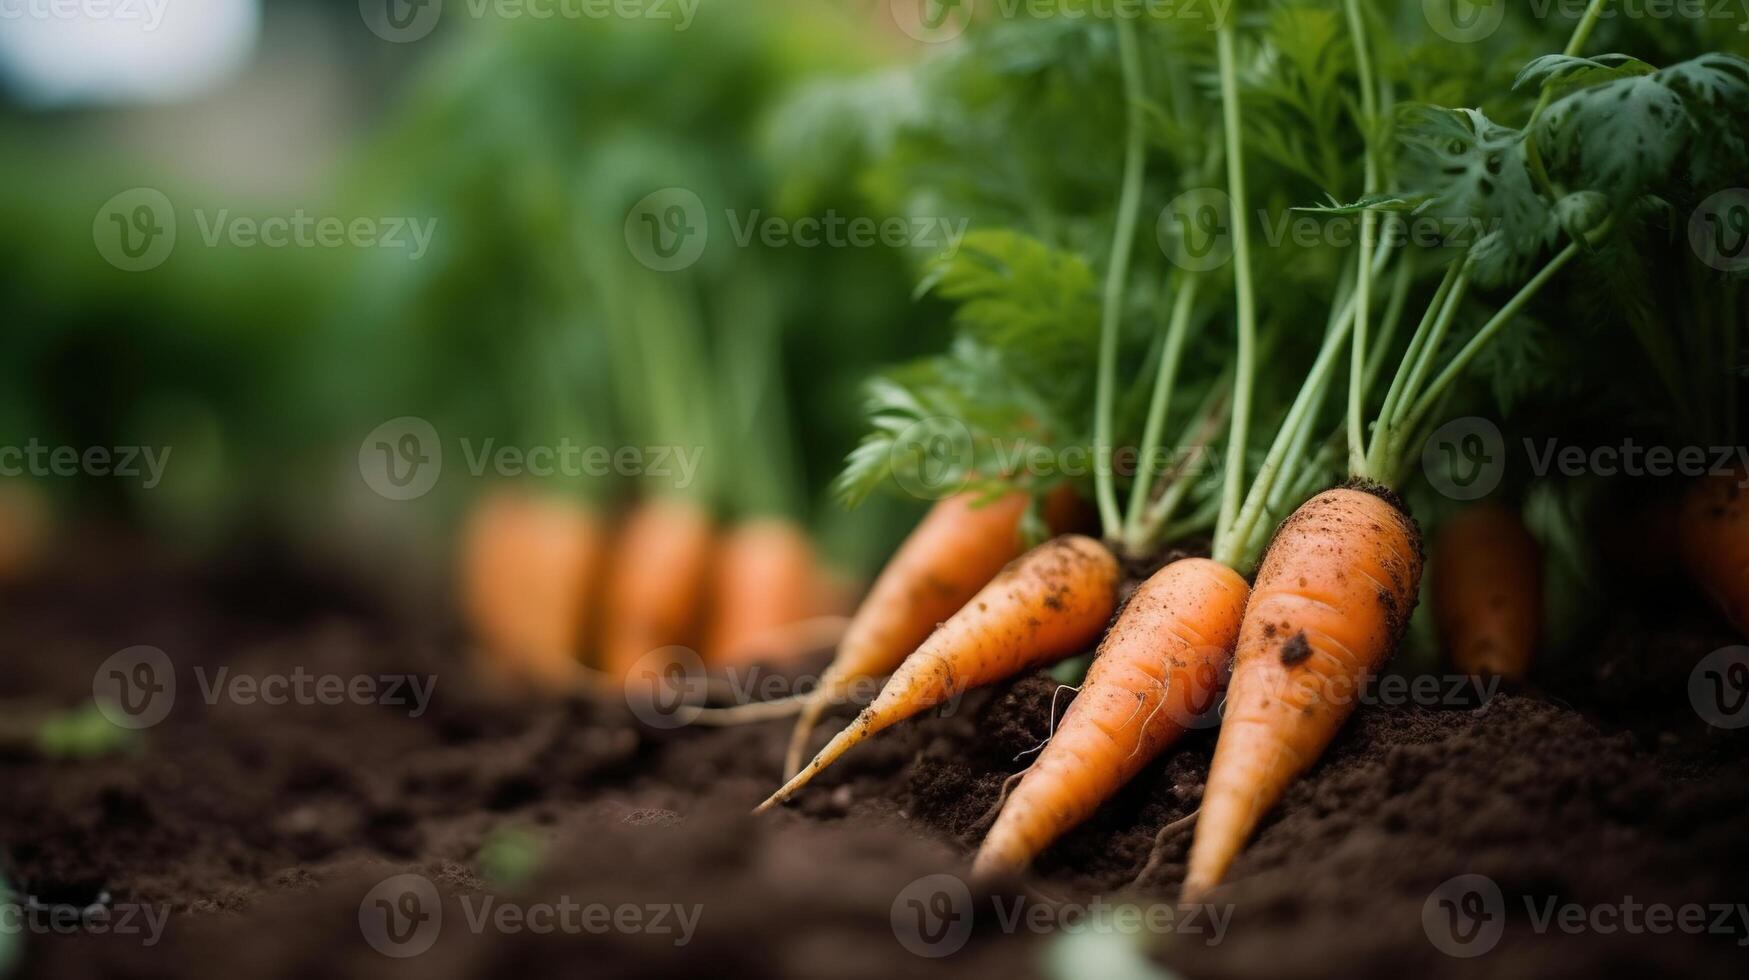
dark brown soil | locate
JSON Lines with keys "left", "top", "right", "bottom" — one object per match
{"left": 3, "top": 542, "right": 1747, "bottom": 979}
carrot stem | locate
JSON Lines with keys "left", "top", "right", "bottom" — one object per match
{"left": 1343, "top": 0, "right": 1381, "bottom": 474}
{"left": 1212, "top": 20, "right": 1259, "bottom": 559}
{"left": 1136, "top": 369, "right": 1231, "bottom": 544}
{"left": 1092, "top": 16, "right": 1149, "bottom": 540}
{"left": 1395, "top": 240, "right": 1583, "bottom": 470}
{"left": 1370, "top": 256, "right": 1462, "bottom": 458}
{"left": 1223, "top": 242, "right": 1394, "bottom": 565}
{"left": 1367, "top": 257, "right": 1473, "bottom": 477}
{"left": 1123, "top": 274, "right": 1201, "bottom": 555}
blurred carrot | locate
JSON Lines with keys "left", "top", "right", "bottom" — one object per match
{"left": 460, "top": 489, "right": 605, "bottom": 689}
{"left": 704, "top": 517, "right": 820, "bottom": 666}
{"left": 0, "top": 482, "right": 48, "bottom": 583}
{"left": 1433, "top": 503, "right": 1541, "bottom": 681}
{"left": 809, "top": 563, "right": 860, "bottom": 619}
{"left": 600, "top": 497, "right": 715, "bottom": 679}
{"left": 757, "top": 534, "right": 1119, "bottom": 813}
{"left": 1184, "top": 486, "right": 1422, "bottom": 899}
{"left": 972, "top": 557, "right": 1248, "bottom": 878}
{"left": 1680, "top": 467, "right": 1749, "bottom": 636}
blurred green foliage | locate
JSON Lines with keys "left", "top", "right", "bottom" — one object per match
{"left": 0, "top": 2, "right": 952, "bottom": 576}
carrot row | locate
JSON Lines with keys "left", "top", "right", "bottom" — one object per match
{"left": 459, "top": 489, "right": 847, "bottom": 691}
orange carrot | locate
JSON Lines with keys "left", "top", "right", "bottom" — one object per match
{"left": 757, "top": 533, "right": 1119, "bottom": 813}
{"left": 972, "top": 557, "right": 1249, "bottom": 878}
{"left": 1432, "top": 503, "right": 1540, "bottom": 681}
{"left": 0, "top": 482, "right": 48, "bottom": 583}
{"left": 1679, "top": 467, "right": 1749, "bottom": 636}
{"left": 600, "top": 497, "right": 715, "bottom": 679}
{"left": 460, "top": 490, "right": 605, "bottom": 689}
{"left": 779, "top": 490, "right": 1037, "bottom": 773}
{"left": 703, "top": 518, "right": 819, "bottom": 666}
{"left": 1183, "top": 486, "right": 1422, "bottom": 899}
{"left": 809, "top": 564, "right": 860, "bottom": 619}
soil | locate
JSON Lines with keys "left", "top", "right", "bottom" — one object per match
{"left": 3, "top": 539, "right": 1747, "bottom": 979}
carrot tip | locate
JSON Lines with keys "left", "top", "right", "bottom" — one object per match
{"left": 751, "top": 793, "right": 784, "bottom": 816}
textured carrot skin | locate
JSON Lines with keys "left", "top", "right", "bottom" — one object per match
{"left": 820, "top": 492, "right": 1032, "bottom": 689}
{"left": 973, "top": 558, "right": 1249, "bottom": 878}
{"left": 1183, "top": 487, "right": 1422, "bottom": 898}
{"left": 1433, "top": 504, "right": 1540, "bottom": 681}
{"left": 782, "top": 490, "right": 1036, "bottom": 773}
{"left": 704, "top": 518, "right": 819, "bottom": 666}
{"left": 600, "top": 498, "right": 714, "bottom": 679}
{"left": 1680, "top": 469, "right": 1749, "bottom": 636}
{"left": 759, "top": 534, "right": 1120, "bottom": 812}
{"left": 461, "top": 491, "right": 605, "bottom": 688}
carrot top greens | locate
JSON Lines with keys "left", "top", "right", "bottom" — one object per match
{"left": 829, "top": 2, "right": 1747, "bottom": 570}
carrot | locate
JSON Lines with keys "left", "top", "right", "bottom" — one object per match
{"left": 1432, "top": 503, "right": 1540, "bottom": 681}
{"left": 0, "top": 482, "right": 47, "bottom": 583}
{"left": 460, "top": 490, "right": 605, "bottom": 689}
{"left": 757, "top": 533, "right": 1120, "bottom": 813}
{"left": 971, "top": 557, "right": 1249, "bottom": 878}
{"left": 600, "top": 497, "right": 715, "bottom": 679}
{"left": 778, "top": 490, "right": 1035, "bottom": 774}
{"left": 1183, "top": 485, "right": 1422, "bottom": 899}
{"left": 809, "top": 563, "right": 860, "bottom": 620}
{"left": 703, "top": 518, "right": 820, "bottom": 666}
{"left": 1679, "top": 467, "right": 1749, "bottom": 636}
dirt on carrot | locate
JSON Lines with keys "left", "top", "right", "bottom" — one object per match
{"left": 6, "top": 542, "right": 1749, "bottom": 979}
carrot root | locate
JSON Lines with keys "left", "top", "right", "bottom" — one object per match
{"left": 757, "top": 534, "right": 1120, "bottom": 813}
{"left": 1679, "top": 468, "right": 1749, "bottom": 637}
{"left": 780, "top": 490, "right": 1038, "bottom": 775}
{"left": 600, "top": 498, "right": 715, "bottom": 680}
{"left": 1183, "top": 486, "right": 1422, "bottom": 899}
{"left": 460, "top": 491, "right": 605, "bottom": 690}
{"left": 971, "top": 557, "right": 1248, "bottom": 879}
{"left": 1433, "top": 503, "right": 1540, "bottom": 681}
{"left": 703, "top": 518, "right": 820, "bottom": 666}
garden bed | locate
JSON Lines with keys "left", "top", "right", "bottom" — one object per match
{"left": 4, "top": 544, "right": 1746, "bottom": 978}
